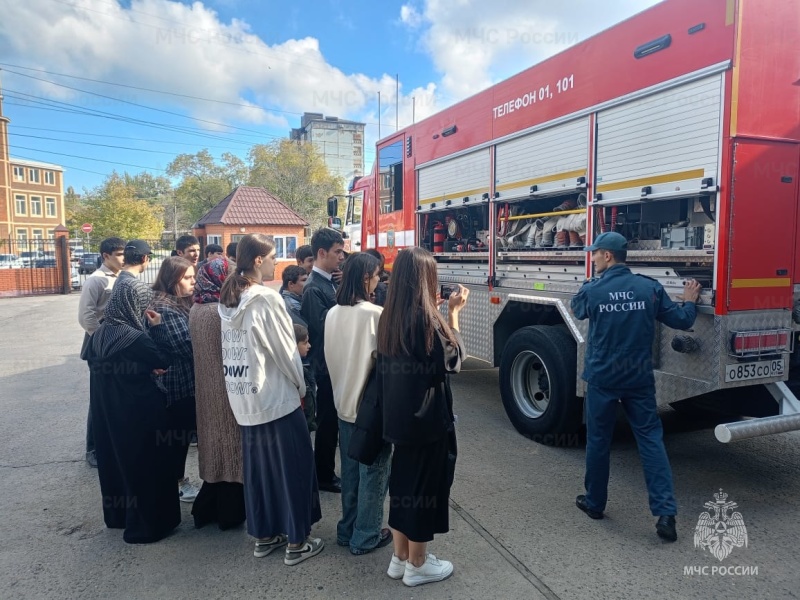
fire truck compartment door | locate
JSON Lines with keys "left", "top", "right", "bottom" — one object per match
{"left": 727, "top": 140, "right": 799, "bottom": 311}
{"left": 495, "top": 117, "right": 589, "bottom": 201}
{"left": 418, "top": 148, "right": 490, "bottom": 210}
{"left": 595, "top": 74, "right": 723, "bottom": 202}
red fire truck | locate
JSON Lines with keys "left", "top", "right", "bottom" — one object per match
{"left": 339, "top": 0, "right": 800, "bottom": 444}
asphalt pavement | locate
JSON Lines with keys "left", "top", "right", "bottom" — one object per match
{"left": 1, "top": 294, "right": 799, "bottom": 599}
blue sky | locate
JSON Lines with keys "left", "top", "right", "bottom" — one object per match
{"left": 0, "top": 0, "right": 659, "bottom": 192}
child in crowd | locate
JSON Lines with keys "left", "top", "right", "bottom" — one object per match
{"left": 294, "top": 324, "right": 317, "bottom": 433}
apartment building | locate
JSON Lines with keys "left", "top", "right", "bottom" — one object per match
{"left": 290, "top": 112, "right": 365, "bottom": 183}
{"left": 0, "top": 92, "right": 65, "bottom": 242}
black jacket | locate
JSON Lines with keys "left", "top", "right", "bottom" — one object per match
{"left": 300, "top": 270, "right": 337, "bottom": 373}
{"left": 381, "top": 321, "right": 465, "bottom": 446}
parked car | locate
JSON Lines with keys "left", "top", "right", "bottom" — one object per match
{"left": 0, "top": 254, "right": 24, "bottom": 269}
{"left": 20, "top": 251, "right": 45, "bottom": 267}
{"left": 70, "top": 247, "right": 85, "bottom": 262}
{"left": 34, "top": 258, "right": 58, "bottom": 268}
{"left": 71, "top": 266, "right": 81, "bottom": 289}
{"left": 79, "top": 253, "right": 101, "bottom": 274}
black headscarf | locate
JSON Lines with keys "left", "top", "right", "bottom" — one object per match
{"left": 91, "top": 271, "right": 153, "bottom": 359}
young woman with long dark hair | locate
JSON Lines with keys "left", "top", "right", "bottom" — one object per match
{"left": 218, "top": 234, "right": 323, "bottom": 565}
{"left": 149, "top": 256, "right": 199, "bottom": 503}
{"left": 324, "top": 252, "right": 393, "bottom": 555}
{"left": 377, "top": 247, "right": 469, "bottom": 587}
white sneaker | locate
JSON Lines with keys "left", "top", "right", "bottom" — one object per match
{"left": 178, "top": 478, "right": 199, "bottom": 503}
{"left": 402, "top": 553, "right": 454, "bottom": 587}
{"left": 284, "top": 537, "right": 325, "bottom": 566}
{"left": 387, "top": 554, "right": 406, "bottom": 579}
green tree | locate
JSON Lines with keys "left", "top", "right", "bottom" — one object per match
{"left": 121, "top": 172, "right": 172, "bottom": 202}
{"left": 64, "top": 185, "right": 82, "bottom": 233}
{"left": 248, "top": 141, "right": 343, "bottom": 230}
{"left": 167, "top": 150, "right": 247, "bottom": 225}
{"left": 75, "top": 174, "right": 164, "bottom": 242}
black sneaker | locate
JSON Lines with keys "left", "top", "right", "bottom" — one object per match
{"left": 656, "top": 516, "right": 677, "bottom": 542}
{"left": 284, "top": 537, "right": 325, "bottom": 566}
{"left": 318, "top": 475, "right": 342, "bottom": 493}
{"left": 350, "top": 528, "right": 393, "bottom": 555}
{"left": 576, "top": 495, "right": 604, "bottom": 520}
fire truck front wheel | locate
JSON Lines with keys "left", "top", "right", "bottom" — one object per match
{"left": 499, "top": 325, "right": 580, "bottom": 445}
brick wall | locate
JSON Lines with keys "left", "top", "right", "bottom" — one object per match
{"left": 0, "top": 228, "right": 69, "bottom": 297}
{"left": 0, "top": 267, "right": 63, "bottom": 297}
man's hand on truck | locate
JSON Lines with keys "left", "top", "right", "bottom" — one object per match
{"left": 679, "top": 279, "right": 702, "bottom": 303}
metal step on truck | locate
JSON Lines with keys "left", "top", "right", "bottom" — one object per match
{"left": 336, "top": 0, "right": 800, "bottom": 444}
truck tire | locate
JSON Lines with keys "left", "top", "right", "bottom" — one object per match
{"left": 499, "top": 325, "right": 580, "bottom": 444}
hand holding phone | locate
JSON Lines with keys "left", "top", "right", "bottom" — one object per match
{"left": 447, "top": 284, "right": 469, "bottom": 313}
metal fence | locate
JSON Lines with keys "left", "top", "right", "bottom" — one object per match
{"left": 0, "top": 238, "right": 71, "bottom": 296}
{"left": 71, "top": 239, "right": 171, "bottom": 288}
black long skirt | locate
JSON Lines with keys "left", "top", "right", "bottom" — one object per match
{"left": 241, "top": 408, "right": 321, "bottom": 543}
{"left": 165, "top": 396, "right": 197, "bottom": 480}
{"left": 388, "top": 437, "right": 453, "bottom": 543}
{"left": 91, "top": 371, "right": 180, "bottom": 544}
{"left": 192, "top": 481, "right": 246, "bottom": 530}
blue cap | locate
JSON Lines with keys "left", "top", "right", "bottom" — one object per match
{"left": 585, "top": 232, "right": 627, "bottom": 252}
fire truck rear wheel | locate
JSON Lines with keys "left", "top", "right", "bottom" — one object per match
{"left": 499, "top": 325, "right": 580, "bottom": 445}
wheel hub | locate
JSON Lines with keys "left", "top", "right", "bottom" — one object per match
{"left": 510, "top": 350, "right": 551, "bottom": 419}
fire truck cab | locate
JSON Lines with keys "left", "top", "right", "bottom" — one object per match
{"left": 359, "top": 0, "right": 800, "bottom": 444}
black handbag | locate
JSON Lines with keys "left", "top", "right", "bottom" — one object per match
{"left": 347, "top": 357, "right": 384, "bottom": 466}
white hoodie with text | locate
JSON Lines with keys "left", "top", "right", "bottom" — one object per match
{"left": 218, "top": 285, "right": 305, "bottom": 426}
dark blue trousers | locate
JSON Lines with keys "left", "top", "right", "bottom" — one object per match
{"left": 584, "top": 383, "right": 677, "bottom": 516}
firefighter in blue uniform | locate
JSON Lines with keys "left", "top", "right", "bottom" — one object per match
{"left": 570, "top": 232, "right": 701, "bottom": 542}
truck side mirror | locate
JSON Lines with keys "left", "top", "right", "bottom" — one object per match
{"left": 327, "top": 196, "right": 338, "bottom": 218}
{"left": 328, "top": 217, "right": 342, "bottom": 230}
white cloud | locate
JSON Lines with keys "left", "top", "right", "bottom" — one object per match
{"left": 400, "top": 4, "right": 423, "bottom": 28}
{"left": 0, "top": 0, "right": 662, "bottom": 164}
{"left": 0, "top": 0, "right": 438, "bottom": 138}
{"left": 399, "top": 0, "right": 661, "bottom": 102}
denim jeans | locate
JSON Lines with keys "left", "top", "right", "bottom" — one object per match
{"left": 584, "top": 383, "right": 677, "bottom": 516}
{"left": 337, "top": 419, "right": 392, "bottom": 553}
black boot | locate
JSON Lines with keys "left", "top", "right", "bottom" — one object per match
{"left": 656, "top": 516, "right": 677, "bottom": 542}
{"left": 575, "top": 495, "right": 604, "bottom": 520}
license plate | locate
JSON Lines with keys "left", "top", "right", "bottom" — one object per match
{"left": 724, "top": 359, "right": 785, "bottom": 383}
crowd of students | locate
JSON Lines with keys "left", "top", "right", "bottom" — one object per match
{"left": 78, "top": 230, "right": 469, "bottom": 587}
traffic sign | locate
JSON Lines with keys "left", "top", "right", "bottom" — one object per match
{"left": 81, "top": 223, "right": 93, "bottom": 233}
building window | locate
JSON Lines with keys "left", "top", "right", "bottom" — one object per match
{"left": 47, "top": 229, "right": 55, "bottom": 239}
{"left": 230, "top": 234, "right": 245, "bottom": 243}
{"left": 30, "top": 196, "right": 42, "bottom": 216}
{"left": 12, "top": 166, "right": 25, "bottom": 182}
{"left": 15, "top": 195, "right": 26, "bottom": 216}
{"left": 29, "top": 169, "right": 40, "bottom": 184}
{"left": 208, "top": 235, "right": 222, "bottom": 246}
{"left": 272, "top": 235, "right": 298, "bottom": 259}
{"left": 32, "top": 229, "right": 44, "bottom": 240}
{"left": 45, "top": 197, "right": 57, "bottom": 217}
{"left": 44, "top": 171, "right": 56, "bottom": 185}
{"left": 16, "top": 229, "right": 28, "bottom": 243}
